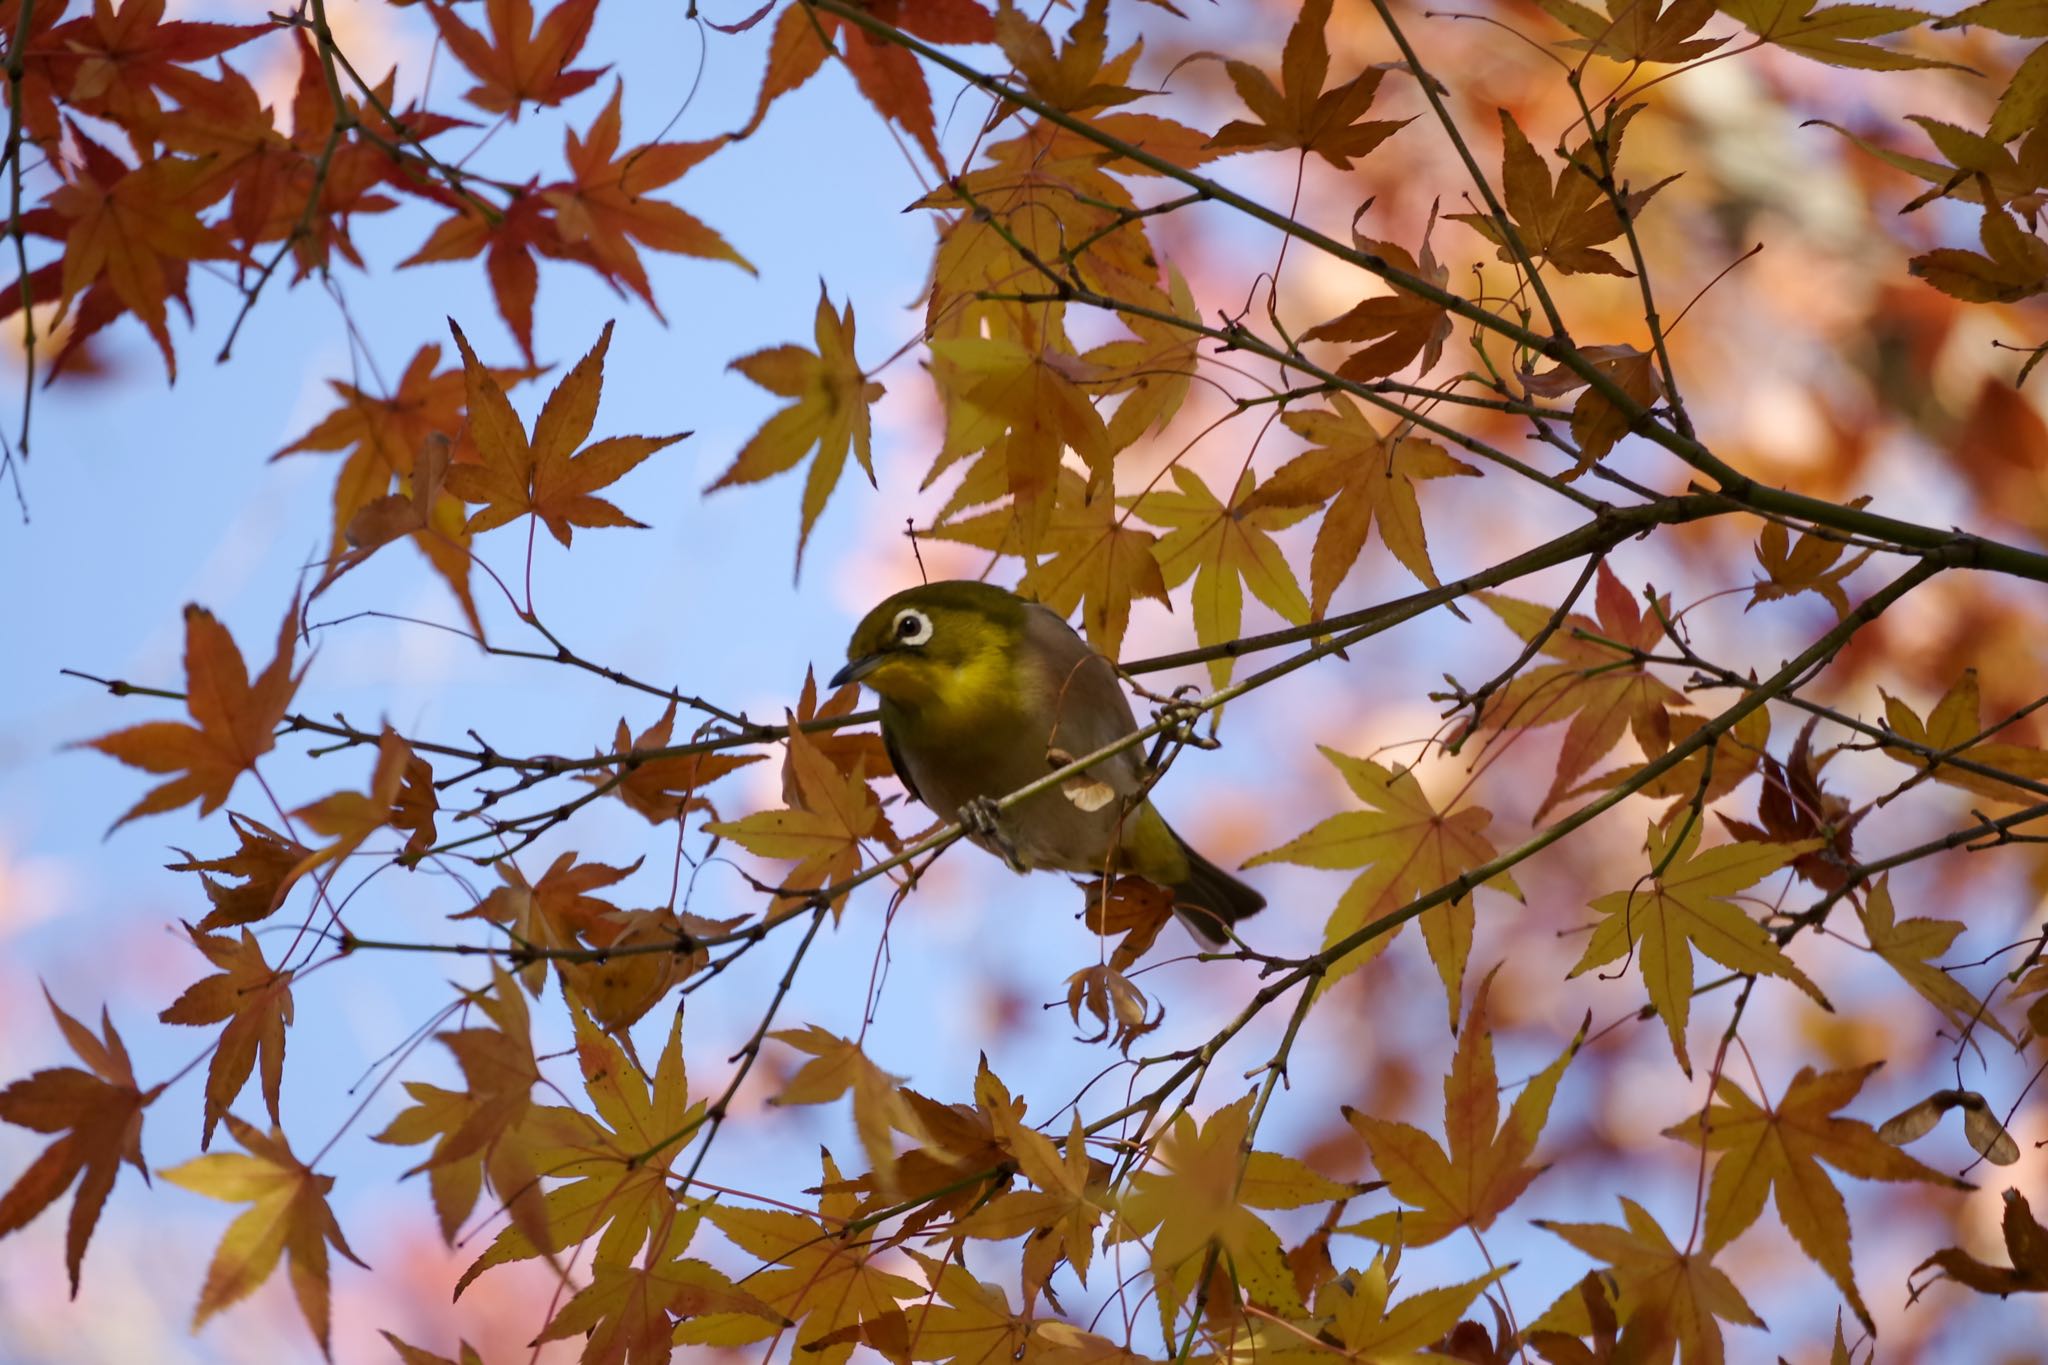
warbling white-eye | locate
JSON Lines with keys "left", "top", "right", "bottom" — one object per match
{"left": 830, "top": 581, "right": 1264, "bottom": 943}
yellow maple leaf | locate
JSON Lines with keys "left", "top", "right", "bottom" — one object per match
{"left": 1248, "top": 747, "right": 1519, "bottom": 1019}
{"left": 703, "top": 721, "right": 881, "bottom": 914}
{"left": 1663, "top": 1061, "right": 1969, "bottom": 1331}
{"left": 161, "top": 1115, "right": 366, "bottom": 1357}
{"left": 1571, "top": 821, "right": 1825, "bottom": 1075}
{"left": 1126, "top": 465, "right": 1312, "bottom": 688}
{"left": 708, "top": 286, "right": 884, "bottom": 566}
{"left": 1532, "top": 1198, "right": 1763, "bottom": 1365}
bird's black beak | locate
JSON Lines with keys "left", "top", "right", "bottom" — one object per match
{"left": 829, "top": 654, "right": 883, "bottom": 690}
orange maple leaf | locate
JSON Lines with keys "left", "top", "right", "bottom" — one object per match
{"left": 1473, "top": 563, "right": 1685, "bottom": 814}
{"left": 456, "top": 1012, "right": 703, "bottom": 1294}
{"left": 81, "top": 598, "right": 303, "bottom": 827}
{"left": 1878, "top": 667, "right": 2048, "bottom": 802}
{"left": 39, "top": 0, "right": 266, "bottom": 137}
{"left": 160, "top": 1115, "right": 366, "bottom": 1357}
{"left": 1299, "top": 220, "right": 1455, "bottom": 383}
{"left": 1207, "top": 0, "right": 1411, "bottom": 168}
{"left": 453, "top": 849, "right": 642, "bottom": 992}
{"left": 428, "top": 0, "right": 606, "bottom": 117}
{"left": 445, "top": 318, "right": 687, "bottom": 546}
{"left": 930, "top": 332, "right": 1113, "bottom": 530}
{"left": 709, "top": 286, "right": 884, "bottom": 565}
{"left": 284, "top": 728, "right": 418, "bottom": 891}
{"left": 0, "top": 990, "right": 162, "bottom": 1294}
{"left": 768, "top": 1025, "right": 931, "bottom": 1191}
{"left": 956, "top": 1107, "right": 1106, "bottom": 1307}
{"left": 159, "top": 927, "right": 295, "bottom": 1149}
{"left": 373, "top": 968, "right": 545, "bottom": 1242}
{"left": 37, "top": 128, "right": 234, "bottom": 377}
{"left": 545, "top": 81, "right": 752, "bottom": 311}
{"left": 585, "top": 700, "right": 765, "bottom": 824}
{"left": 1116, "top": 1093, "right": 1344, "bottom": 1326}
{"left": 278, "top": 343, "right": 538, "bottom": 636}
{"left": 993, "top": 0, "right": 1144, "bottom": 115}
{"left": 1535, "top": 0, "right": 1725, "bottom": 64}
{"left": 703, "top": 721, "right": 882, "bottom": 915}
{"left": 929, "top": 466, "right": 1168, "bottom": 661}
{"left": 535, "top": 1210, "right": 781, "bottom": 1365}
{"left": 1342, "top": 968, "right": 1581, "bottom": 1245}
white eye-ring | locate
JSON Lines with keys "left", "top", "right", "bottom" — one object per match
{"left": 892, "top": 608, "right": 933, "bottom": 646}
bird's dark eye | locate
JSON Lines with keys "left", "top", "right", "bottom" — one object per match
{"left": 893, "top": 609, "right": 933, "bottom": 646}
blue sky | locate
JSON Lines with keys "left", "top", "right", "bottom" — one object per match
{"left": 2, "top": 2, "right": 2045, "bottom": 1362}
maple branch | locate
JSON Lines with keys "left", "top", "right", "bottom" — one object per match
{"left": 1312, "top": 556, "right": 1942, "bottom": 971}
{"left": 817, "top": 0, "right": 2048, "bottom": 586}
{"left": 1779, "top": 800, "right": 2048, "bottom": 942}
{"left": 962, "top": 188, "right": 1612, "bottom": 512}
{"left": 1361, "top": 0, "right": 1572, "bottom": 344}
{"left": 1663, "top": 658, "right": 2048, "bottom": 806}
{"left": 1562, "top": 74, "right": 1694, "bottom": 440}
{"left": 272, "top": 0, "right": 511, "bottom": 218}
{"left": 1438, "top": 549, "right": 1605, "bottom": 739}
{"left": 221, "top": 3, "right": 355, "bottom": 363}
{"left": 4, "top": 0, "right": 36, "bottom": 464}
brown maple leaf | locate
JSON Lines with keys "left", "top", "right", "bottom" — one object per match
{"left": 1912, "top": 1188, "right": 2048, "bottom": 1298}
{"left": 1521, "top": 342, "right": 1668, "bottom": 472}
{"left": 159, "top": 927, "right": 295, "bottom": 1149}
{"left": 1720, "top": 716, "right": 1861, "bottom": 891}
{"left": 1342, "top": 968, "right": 1581, "bottom": 1244}
{"left": 81, "top": 598, "right": 304, "bottom": 827}
{"left": 0, "top": 990, "right": 162, "bottom": 1294}
{"left": 169, "top": 814, "right": 308, "bottom": 932}
{"left": 1472, "top": 563, "right": 1685, "bottom": 814}
{"left": 1450, "top": 107, "right": 1674, "bottom": 278}
{"left": 1207, "top": 0, "right": 1411, "bottom": 168}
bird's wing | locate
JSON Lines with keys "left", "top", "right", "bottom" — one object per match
{"left": 880, "top": 714, "right": 923, "bottom": 805}
{"left": 1022, "top": 604, "right": 1146, "bottom": 795}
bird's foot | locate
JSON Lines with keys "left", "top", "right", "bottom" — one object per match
{"left": 958, "top": 796, "right": 1027, "bottom": 873}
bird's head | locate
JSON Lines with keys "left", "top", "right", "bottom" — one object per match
{"left": 830, "top": 580, "right": 1028, "bottom": 706}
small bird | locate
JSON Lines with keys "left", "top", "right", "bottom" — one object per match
{"left": 829, "top": 580, "right": 1264, "bottom": 944}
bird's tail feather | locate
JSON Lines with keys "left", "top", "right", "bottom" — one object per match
{"left": 1170, "top": 834, "right": 1265, "bottom": 946}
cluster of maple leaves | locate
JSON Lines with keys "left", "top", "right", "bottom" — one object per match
{"left": 4, "top": 0, "right": 2048, "bottom": 1361}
